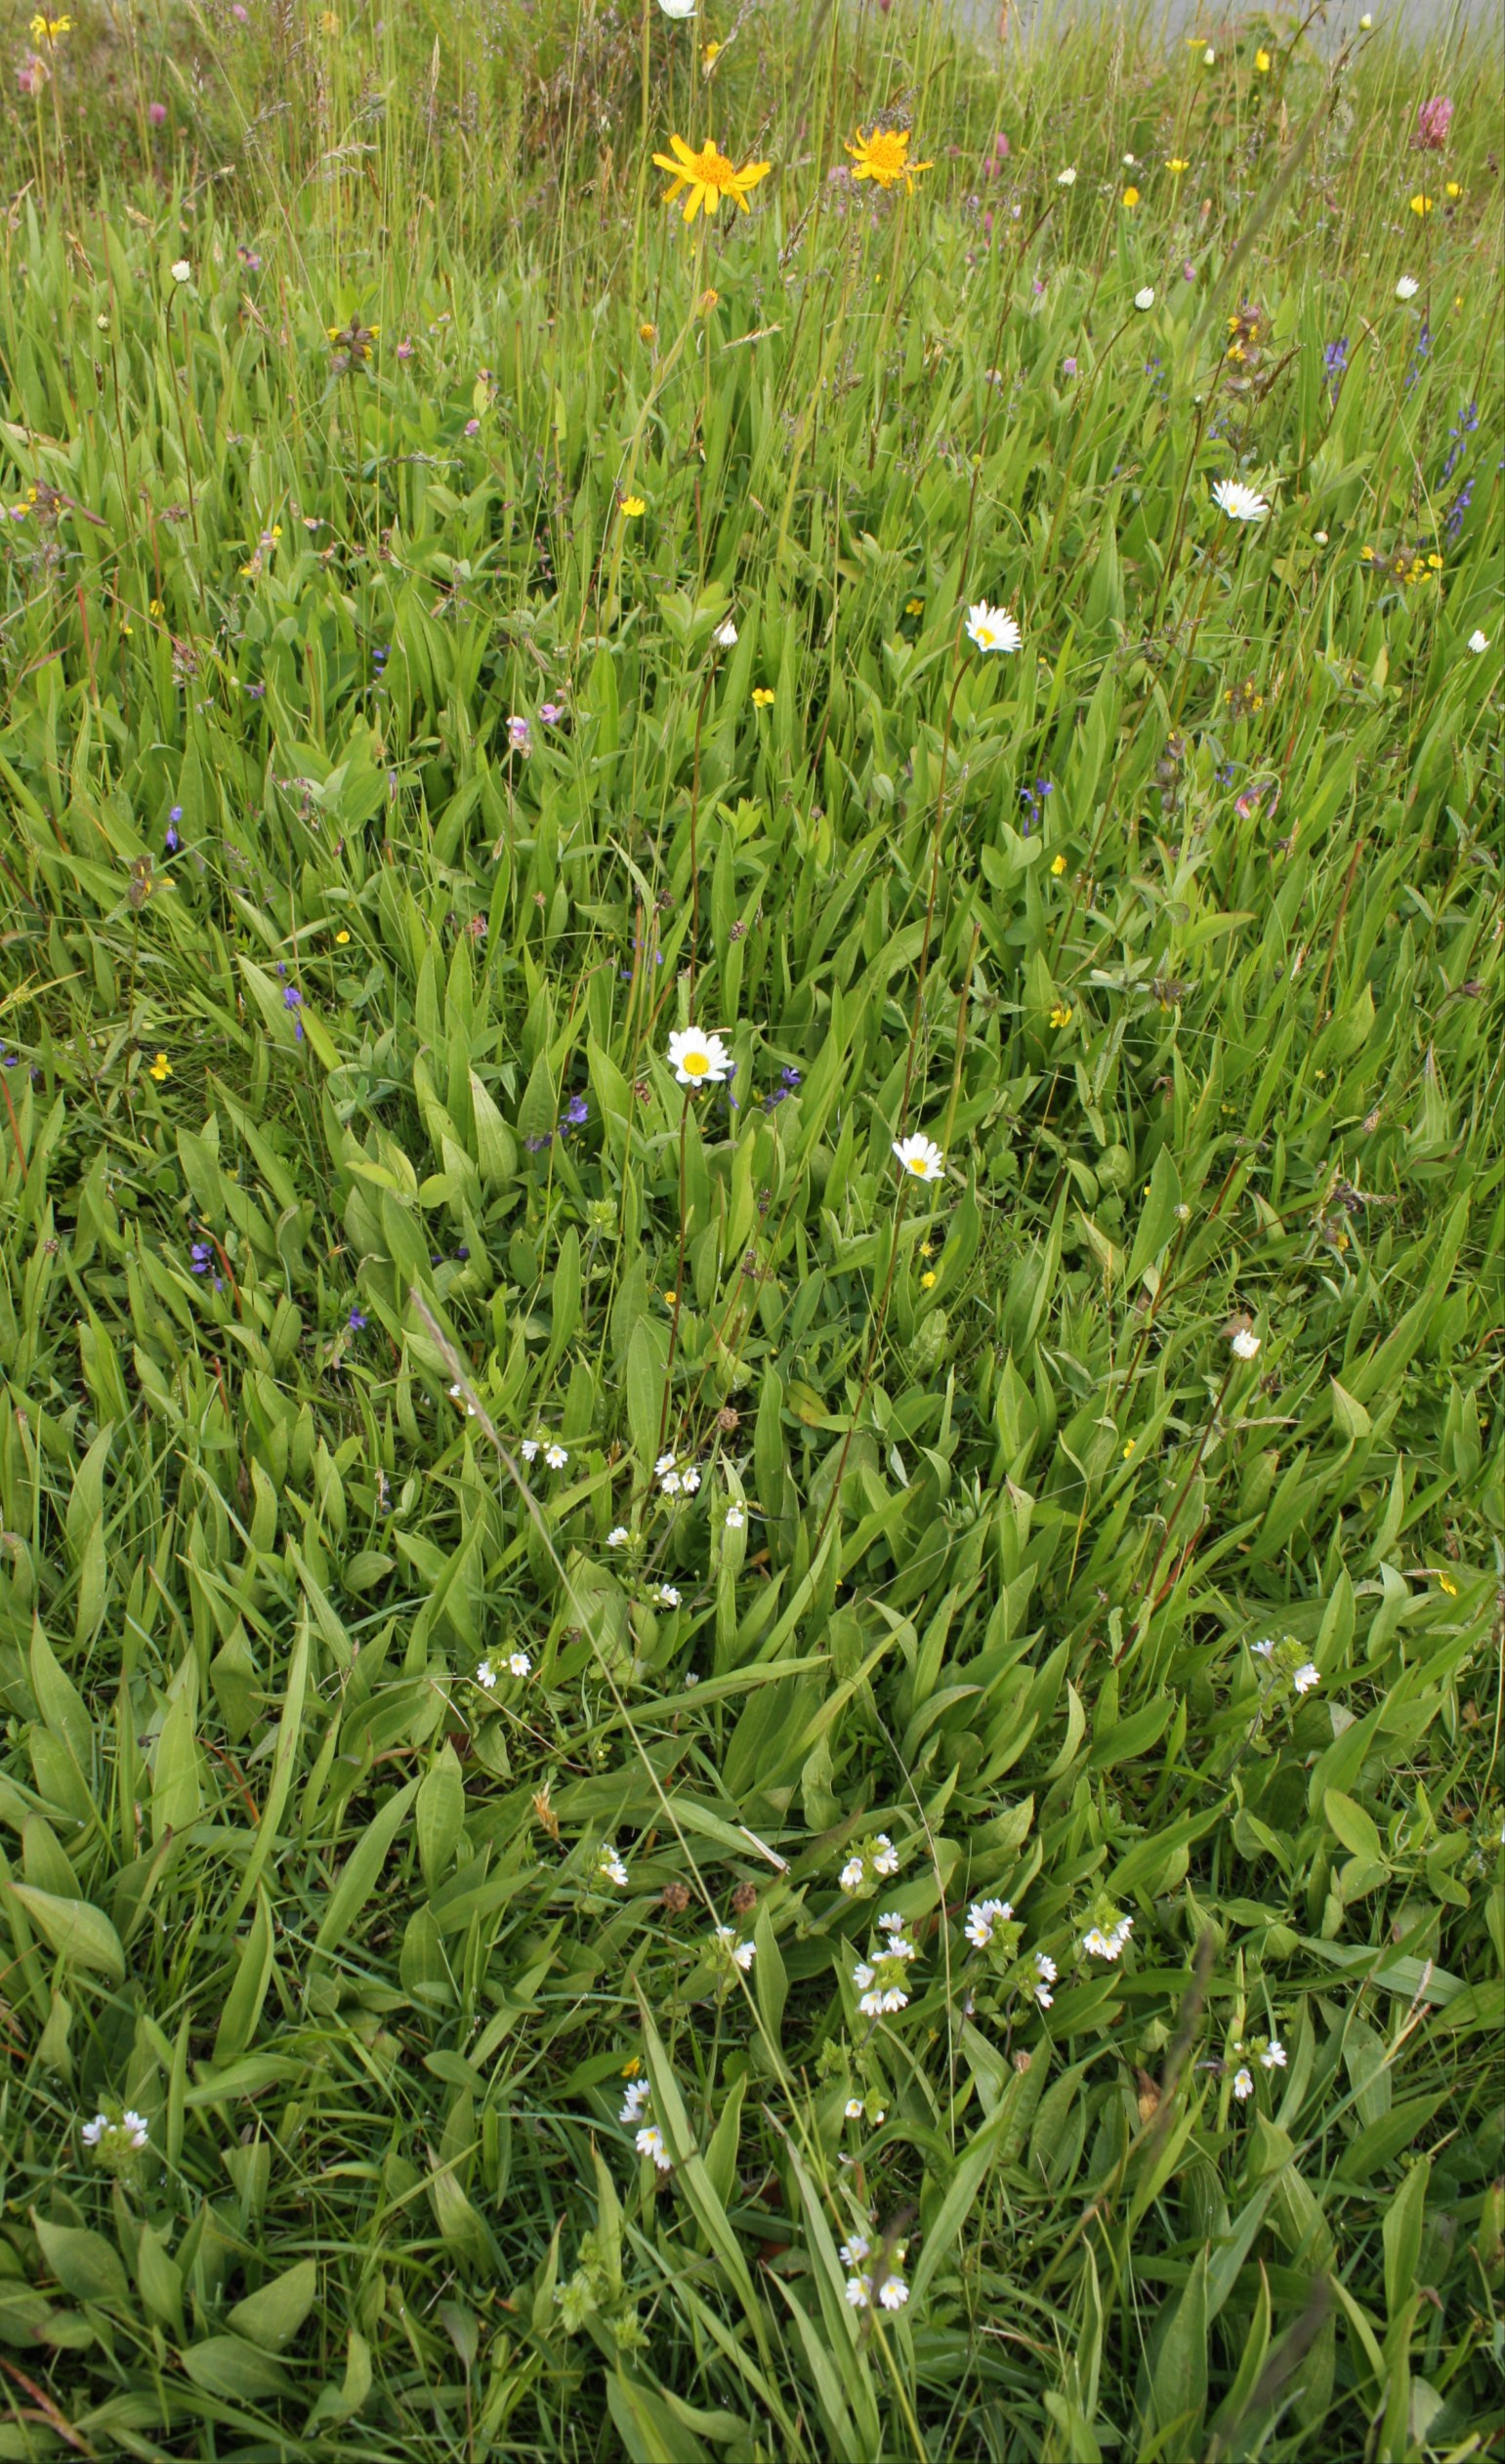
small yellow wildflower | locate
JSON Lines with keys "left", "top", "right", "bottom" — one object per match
{"left": 1049, "top": 1004, "right": 1073, "bottom": 1029}
{"left": 1254, "top": 47, "right": 1271, "bottom": 69}
{"left": 149, "top": 598, "right": 165, "bottom": 616}
{"left": 148, "top": 1052, "right": 172, "bottom": 1082}
{"left": 919, "top": 1240, "right": 935, "bottom": 1257}
{"left": 1437, "top": 1570, "right": 1457, "bottom": 1597}
{"left": 752, "top": 687, "right": 774, "bottom": 707}
{"left": 904, "top": 597, "right": 925, "bottom": 615}
{"left": 1166, "top": 157, "right": 1190, "bottom": 174}
{"left": 1444, "top": 181, "right": 1461, "bottom": 199}
{"left": 1050, "top": 854, "right": 1066, "bottom": 877}
{"left": 663, "top": 1290, "right": 679, "bottom": 1307}
{"left": 844, "top": 127, "right": 934, "bottom": 194}
{"left": 702, "top": 39, "right": 721, "bottom": 65}
{"left": 620, "top": 495, "right": 647, "bottom": 518}
{"left": 652, "top": 134, "right": 772, "bottom": 223}
{"left": 1122, "top": 186, "right": 1140, "bottom": 209}
{"left": 320, "top": 9, "right": 339, "bottom": 28}
{"left": 29, "top": 12, "right": 70, "bottom": 38}
{"left": 919, "top": 1271, "right": 937, "bottom": 1290}
{"left": 1409, "top": 193, "right": 1433, "bottom": 217}
{"left": 335, "top": 929, "right": 351, "bottom": 945}
{"left": 639, "top": 321, "right": 657, "bottom": 342}
{"left": 1122, "top": 1440, "right": 1136, "bottom": 1458}
{"left": 622, "top": 2056, "right": 642, "bottom": 2079}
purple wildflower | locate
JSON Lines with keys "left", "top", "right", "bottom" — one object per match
{"left": 508, "top": 715, "right": 532, "bottom": 755}
{"left": 539, "top": 700, "right": 564, "bottom": 724}
{"left": 349, "top": 1307, "right": 368, "bottom": 1331}
{"left": 189, "top": 1242, "right": 213, "bottom": 1274}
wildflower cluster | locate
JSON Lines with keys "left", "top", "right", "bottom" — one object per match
{"left": 962, "top": 1897, "right": 1058, "bottom": 2011}
{"left": 853, "top": 1912, "right": 921, "bottom": 2018}
{"left": 1080, "top": 1898, "right": 1134, "bottom": 1961}
{"left": 1249, "top": 1634, "right": 1321, "bottom": 1696}
{"left": 841, "top": 2228, "right": 911, "bottom": 2312}
{"left": 80, "top": 2109, "right": 149, "bottom": 2172}
{"left": 837, "top": 1832, "right": 902, "bottom": 1900}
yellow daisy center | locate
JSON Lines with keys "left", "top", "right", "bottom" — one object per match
{"left": 684, "top": 1052, "right": 709, "bottom": 1076}
{"left": 906, "top": 1156, "right": 928, "bottom": 1175}
{"left": 687, "top": 143, "right": 737, "bottom": 195}
{"left": 862, "top": 131, "right": 909, "bottom": 176}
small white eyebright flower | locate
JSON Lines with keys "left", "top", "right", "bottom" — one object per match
{"left": 714, "top": 1923, "right": 756, "bottom": 1970}
{"left": 964, "top": 1898, "right": 1013, "bottom": 1949}
{"left": 839, "top": 1858, "right": 865, "bottom": 1894}
{"left": 655, "top": 1583, "right": 682, "bottom": 1609}
{"left": 1204, "top": 45, "right": 1216, "bottom": 62}
{"left": 1231, "top": 1328, "right": 1261, "bottom": 1359}
{"left": 521, "top": 1438, "right": 539, "bottom": 1461}
{"left": 124, "top": 2110, "right": 149, "bottom": 2148}
{"left": 476, "top": 1660, "right": 496, "bottom": 1690}
{"left": 81, "top": 2115, "right": 105, "bottom": 2146}
{"left": 1082, "top": 1915, "right": 1133, "bottom": 1960}
{"left": 508, "top": 1650, "right": 531, "bottom": 1679}
{"left": 1251, "top": 1637, "right": 1275, "bottom": 1659}
{"left": 964, "top": 600, "right": 1022, "bottom": 655}
{"left": 637, "top": 2123, "right": 673, "bottom": 2169}
{"left": 1261, "top": 2037, "right": 1287, "bottom": 2070}
{"left": 1395, "top": 274, "right": 1420, "bottom": 301}
{"left": 1233, "top": 2067, "right": 1254, "bottom": 2100}
{"left": 680, "top": 1465, "right": 701, "bottom": 1494}
{"left": 839, "top": 2234, "right": 871, "bottom": 2269}
{"left": 845, "top": 2274, "right": 870, "bottom": 2308}
{"left": 892, "top": 1133, "right": 945, "bottom": 1182}
{"left": 725, "top": 1505, "right": 745, "bottom": 1530}
{"left": 876, "top": 1909, "right": 904, "bottom": 1934}
{"left": 879, "top": 2276, "right": 910, "bottom": 2311}
{"left": 654, "top": 1453, "right": 677, "bottom": 1477}
{"left": 871, "top": 1836, "right": 899, "bottom": 1877}
{"left": 667, "top": 1026, "right": 733, "bottom": 1085}
{"left": 1467, "top": 629, "right": 1488, "bottom": 653}
{"left": 1212, "top": 479, "right": 1269, "bottom": 522}
{"left": 1057, "top": 166, "right": 1077, "bottom": 187}
{"left": 171, "top": 260, "right": 191, "bottom": 283}
{"left": 544, "top": 1442, "right": 567, "bottom": 1471}
{"left": 1292, "top": 1662, "right": 1320, "bottom": 1695}
{"left": 1134, "top": 287, "right": 1155, "bottom": 312}
{"left": 715, "top": 619, "right": 737, "bottom": 647}
{"left": 844, "top": 2099, "right": 865, "bottom": 2119}
{"left": 597, "top": 1843, "right": 629, "bottom": 1889}
{"left": 606, "top": 1525, "right": 630, "bottom": 1547}
{"left": 620, "top": 2079, "right": 651, "bottom": 2122}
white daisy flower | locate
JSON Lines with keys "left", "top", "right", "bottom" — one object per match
{"left": 1134, "top": 287, "right": 1155, "bottom": 312}
{"left": 508, "top": 1650, "right": 531, "bottom": 1679}
{"left": 714, "top": 619, "right": 737, "bottom": 647}
{"left": 1261, "top": 2037, "right": 1287, "bottom": 2070}
{"left": 620, "top": 2079, "right": 651, "bottom": 2122}
{"left": 1211, "top": 479, "right": 1269, "bottom": 522}
{"left": 964, "top": 1898, "right": 1013, "bottom": 1948}
{"left": 476, "top": 1660, "right": 496, "bottom": 1690}
{"left": 725, "top": 1505, "right": 745, "bottom": 1530}
{"left": 964, "top": 601, "right": 1022, "bottom": 655}
{"left": 1395, "top": 274, "right": 1420, "bottom": 300}
{"left": 714, "top": 1924, "right": 756, "bottom": 1971}
{"left": 597, "top": 1843, "right": 629, "bottom": 1889}
{"left": 544, "top": 1443, "right": 568, "bottom": 1471}
{"left": 1293, "top": 1662, "right": 1320, "bottom": 1695}
{"left": 1468, "top": 629, "right": 1489, "bottom": 653}
{"left": 606, "top": 1525, "right": 630, "bottom": 1547}
{"left": 666, "top": 1026, "right": 733, "bottom": 1086}
{"left": 1233, "top": 2067, "right": 1254, "bottom": 2100}
{"left": 1057, "top": 166, "right": 1077, "bottom": 186}
{"left": 637, "top": 2122, "right": 673, "bottom": 2169}
{"left": 1230, "top": 1327, "right": 1261, "bottom": 1359}
{"left": 892, "top": 1133, "right": 945, "bottom": 1183}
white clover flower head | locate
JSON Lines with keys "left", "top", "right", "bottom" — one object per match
{"left": 1230, "top": 1327, "right": 1261, "bottom": 1359}
{"left": 1315, "top": 529, "right": 1329, "bottom": 544}
{"left": 476, "top": 1659, "right": 496, "bottom": 1690}
{"left": 1468, "top": 629, "right": 1489, "bottom": 654}
{"left": 844, "top": 2099, "right": 866, "bottom": 2119}
{"left": 597, "top": 1842, "right": 629, "bottom": 1889}
{"left": 1057, "top": 166, "right": 1077, "bottom": 186}
{"left": 1395, "top": 274, "right": 1420, "bottom": 300}
{"left": 544, "top": 1442, "right": 568, "bottom": 1471}
{"left": 839, "top": 1858, "right": 865, "bottom": 1894}
{"left": 1122, "top": 152, "right": 1137, "bottom": 167}
{"left": 1212, "top": 479, "right": 1270, "bottom": 522}
{"left": 964, "top": 601, "right": 1022, "bottom": 655}
{"left": 1292, "top": 1661, "right": 1320, "bottom": 1695}
{"left": 606, "top": 1525, "right": 630, "bottom": 1547}
{"left": 1261, "top": 2037, "right": 1287, "bottom": 2070}
{"left": 667, "top": 1025, "right": 733, "bottom": 1086}
{"left": 508, "top": 1650, "right": 532, "bottom": 1679}
{"left": 171, "top": 259, "right": 191, "bottom": 282}
{"left": 1233, "top": 2067, "right": 1254, "bottom": 2100}
{"left": 1134, "top": 286, "right": 1155, "bottom": 312}
{"left": 1359, "top": 14, "right": 1371, "bottom": 27}
{"left": 714, "top": 618, "right": 737, "bottom": 647}
{"left": 637, "top": 2122, "right": 673, "bottom": 2169}
{"left": 725, "top": 1505, "right": 745, "bottom": 1530}
{"left": 892, "top": 1133, "right": 945, "bottom": 1182}
{"left": 964, "top": 1898, "right": 1013, "bottom": 1949}
{"left": 654, "top": 1583, "right": 682, "bottom": 1609}
{"left": 713, "top": 1923, "right": 756, "bottom": 1971}
{"left": 521, "top": 1438, "right": 540, "bottom": 1461}
{"left": 620, "top": 2078, "right": 651, "bottom": 2122}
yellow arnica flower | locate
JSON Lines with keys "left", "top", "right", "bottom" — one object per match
{"left": 148, "top": 1052, "right": 172, "bottom": 1082}
{"left": 652, "top": 134, "right": 771, "bottom": 223}
{"left": 620, "top": 495, "right": 647, "bottom": 518}
{"left": 1409, "top": 193, "right": 1433, "bottom": 216}
{"left": 844, "top": 127, "right": 934, "bottom": 193}
{"left": 1122, "top": 186, "right": 1140, "bottom": 209}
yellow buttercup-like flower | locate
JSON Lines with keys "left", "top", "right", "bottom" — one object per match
{"left": 844, "top": 127, "right": 934, "bottom": 193}
{"left": 148, "top": 1051, "right": 172, "bottom": 1082}
{"left": 752, "top": 687, "right": 774, "bottom": 707}
{"left": 1254, "top": 47, "right": 1271, "bottom": 69}
{"left": 1122, "top": 186, "right": 1140, "bottom": 209}
{"left": 1409, "top": 193, "right": 1433, "bottom": 217}
{"left": 30, "top": 12, "right": 70, "bottom": 38}
{"left": 620, "top": 495, "right": 647, "bottom": 518}
{"left": 1049, "top": 1004, "right": 1073, "bottom": 1028}
{"left": 652, "top": 134, "right": 772, "bottom": 223}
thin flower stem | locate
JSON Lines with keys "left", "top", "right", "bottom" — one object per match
{"left": 658, "top": 1089, "right": 692, "bottom": 1454}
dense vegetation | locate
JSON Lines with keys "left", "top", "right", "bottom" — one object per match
{"left": 0, "top": 1, "right": 1501, "bottom": 2456}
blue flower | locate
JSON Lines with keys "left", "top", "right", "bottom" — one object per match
{"left": 348, "top": 1307, "right": 368, "bottom": 1331}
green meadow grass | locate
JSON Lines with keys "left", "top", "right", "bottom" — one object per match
{"left": 0, "top": 2, "right": 1502, "bottom": 2456}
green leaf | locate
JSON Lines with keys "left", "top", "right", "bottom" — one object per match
{"left": 6, "top": 1886, "right": 124, "bottom": 1981}
{"left": 182, "top": 2334, "right": 296, "bottom": 2401}
{"left": 311, "top": 1777, "right": 420, "bottom": 1962}
{"left": 32, "top": 2216, "right": 129, "bottom": 2307}
{"left": 228, "top": 2258, "right": 318, "bottom": 2351}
